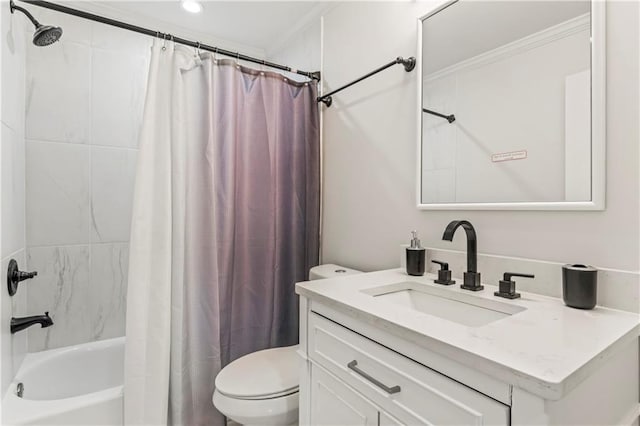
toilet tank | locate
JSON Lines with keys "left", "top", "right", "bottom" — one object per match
{"left": 309, "top": 264, "right": 362, "bottom": 280}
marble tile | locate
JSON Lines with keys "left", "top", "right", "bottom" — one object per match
{"left": 1, "top": 255, "right": 15, "bottom": 392}
{"left": 1, "top": 7, "right": 27, "bottom": 134}
{"left": 92, "top": 48, "right": 148, "bottom": 148}
{"left": 26, "top": 245, "right": 91, "bottom": 352}
{"left": 10, "top": 251, "right": 28, "bottom": 382}
{"left": 26, "top": 140, "right": 91, "bottom": 246}
{"left": 89, "top": 243, "right": 128, "bottom": 341}
{"left": 1, "top": 251, "right": 28, "bottom": 393}
{"left": 91, "top": 146, "right": 137, "bottom": 243}
{"left": 1, "top": 123, "right": 26, "bottom": 258}
{"left": 26, "top": 40, "right": 91, "bottom": 144}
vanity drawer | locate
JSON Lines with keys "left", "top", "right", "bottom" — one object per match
{"left": 308, "top": 312, "right": 509, "bottom": 425}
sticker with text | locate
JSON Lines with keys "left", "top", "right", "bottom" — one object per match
{"left": 491, "top": 150, "right": 527, "bottom": 163}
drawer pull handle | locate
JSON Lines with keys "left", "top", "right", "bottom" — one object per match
{"left": 347, "top": 360, "right": 401, "bottom": 394}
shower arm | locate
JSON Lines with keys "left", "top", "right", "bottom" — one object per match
{"left": 9, "top": 0, "right": 42, "bottom": 28}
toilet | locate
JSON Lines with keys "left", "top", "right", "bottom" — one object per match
{"left": 212, "top": 264, "right": 362, "bottom": 426}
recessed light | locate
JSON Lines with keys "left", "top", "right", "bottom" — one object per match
{"left": 181, "top": 0, "right": 203, "bottom": 14}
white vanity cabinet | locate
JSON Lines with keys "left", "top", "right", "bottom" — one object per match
{"left": 310, "top": 363, "right": 381, "bottom": 425}
{"left": 310, "top": 362, "right": 407, "bottom": 425}
{"left": 297, "top": 272, "right": 640, "bottom": 426}
{"left": 303, "top": 311, "right": 510, "bottom": 425}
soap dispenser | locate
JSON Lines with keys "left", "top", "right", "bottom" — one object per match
{"left": 406, "top": 231, "right": 426, "bottom": 276}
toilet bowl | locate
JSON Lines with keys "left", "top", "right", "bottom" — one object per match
{"left": 212, "top": 264, "right": 362, "bottom": 426}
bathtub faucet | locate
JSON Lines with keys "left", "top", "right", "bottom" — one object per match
{"left": 11, "top": 312, "right": 53, "bottom": 334}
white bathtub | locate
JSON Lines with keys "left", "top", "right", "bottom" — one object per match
{"left": 2, "top": 337, "right": 124, "bottom": 425}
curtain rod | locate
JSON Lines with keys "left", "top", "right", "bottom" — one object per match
{"left": 317, "top": 56, "right": 415, "bottom": 107}
{"left": 19, "top": 0, "right": 321, "bottom": 82}
{"left": 422, "top": 108, "right": 456, "bottom": 123}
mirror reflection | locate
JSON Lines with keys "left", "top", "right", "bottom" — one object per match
{"left": 420, "top": 1, "right": 591, "bottom": 205}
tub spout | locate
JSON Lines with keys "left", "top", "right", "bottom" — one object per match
{"left": 11, "top": 312, "right": 53, "bottom": 334}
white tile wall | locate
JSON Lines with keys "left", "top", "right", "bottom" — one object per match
{"left": 25, "top": 41, "right": 92, "bottom": 144}
{"left": 0, "top": 252, "right": 27, "bottom": 393}
{"left": 91, "top": 49, "right": 148, "bottom": 148}
{"left": 1, "top": 123, "right": 25, "bottom": 258}
{"left": 1, "top": 7, "right": 26, "bottom": 136}
{"left": 1, "top": 5, "right": 28, "bottom": 393}
{"left": 26, "top": 245, "right": 91, "bottom": 352}
{"left": 91, "top": 21, "right": 151, "bottom": 53}
{"left": 89, "top": 243, "right": 128, "bottom": 340}
{"left": 23, "top": 12, "right": 150, "bottom": 351}
{"left": 26, "top": 140, "right": 91, "bottom": 246}
{"left": 10, "top": 256, "right": 27, "bottom": 387}
{"left": 91, "top": 146, "right": 137, "bottom": 243}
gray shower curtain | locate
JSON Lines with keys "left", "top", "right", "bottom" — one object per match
{"left": 125, "top": 40, "right": 320, "bottom": 426}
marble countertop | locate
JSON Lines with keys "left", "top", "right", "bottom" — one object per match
{"left": 296, "top": 268, "right": 640, "bottom": 400}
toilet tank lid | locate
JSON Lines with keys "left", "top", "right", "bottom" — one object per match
{"left": 309, "top": 264, "right": 362, "bottom": 280}
{"left": 215, "top": 345, "right": 299, "bottom": 399}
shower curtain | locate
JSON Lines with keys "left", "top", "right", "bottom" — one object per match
{"left": 124, "top": 40, "right": 320, "bottom": 426}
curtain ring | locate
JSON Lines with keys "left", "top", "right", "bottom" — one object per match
{"left": 196, "top": 42, "right": 201, "bottom": 57}
{"left": 162, "top": 33, "right": 167, "bottom": 51}
{"left": 236, "top": 51, "right": 240, "bottom": 67}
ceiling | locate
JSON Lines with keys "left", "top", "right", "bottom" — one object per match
{"left": 81, "top": 1, "right": 330, "bottom": 54}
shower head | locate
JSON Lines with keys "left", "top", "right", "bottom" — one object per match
{"left": 9, "top": 0, "right": 63, "bottom": 46}
{"left": 33, "top": 24, "right": 63, "bottom": 46}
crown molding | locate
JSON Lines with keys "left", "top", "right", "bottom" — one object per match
{"left": 424, "top": 13, "right": 590, "bottom": 83}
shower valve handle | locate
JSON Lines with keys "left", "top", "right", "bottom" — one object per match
{"left": 7, "top": 259, "right": 38, "bottom": 297}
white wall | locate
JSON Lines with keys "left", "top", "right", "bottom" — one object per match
{"left": 23, "top": 8, "right": 150, "bottom": 351}
{"left": 0, "top": 1, "right": 28, "bottom": 393}
{"left": 321, "top": 1, "right": 639, "bottom": 273}
{"left": 266, "top": 11, "right": 322, "bottom": 82}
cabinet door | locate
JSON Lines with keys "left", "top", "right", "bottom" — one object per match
{"left": 310, "top": 364, "right": 379, "bottom": 426}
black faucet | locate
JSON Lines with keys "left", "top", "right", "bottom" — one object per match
{"left": 442, "top": 220, "right": 483, "bottom": 291}
{"left": 11, "top": 312, "right": 53, "bottom": 334}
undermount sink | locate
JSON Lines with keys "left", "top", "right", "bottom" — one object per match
{"left": 362, "top": 281, "right": 526, "bottom": 327}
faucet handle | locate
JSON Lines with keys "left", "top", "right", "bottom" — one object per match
{"left": 7, "top": 259, "right": 38, "bottom": 297}
{"left": 432, "top": 260, "right": 455, "bottom": 285}
{"left": 503, "top": 272, "right": 534, "bottom": 281}
{"left": 495, "top": 272, "right": 535, "bottom": 299}
{"left": 431, "top": 260, "right": 449, "bottom": 270}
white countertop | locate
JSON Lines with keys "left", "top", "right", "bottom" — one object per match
{"left": 296, "top": 268, "right": 640, "bottom": 400}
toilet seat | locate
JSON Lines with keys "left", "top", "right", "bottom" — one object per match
{"left": 213, "top": 388, "right": 299, "bottom": 425}
{"left": 215, "top": 345, "right": 299, "bottom": 400}
{"left": 213, "top": 345, "right": 300, "bottom": 425}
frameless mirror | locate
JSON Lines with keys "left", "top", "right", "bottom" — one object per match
{"left": 417, "top": 1, "right": 605, "bottom": 210}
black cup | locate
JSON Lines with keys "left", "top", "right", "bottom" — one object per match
{"left": 562, "top": 264, "right": 597, "bottom": 309}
